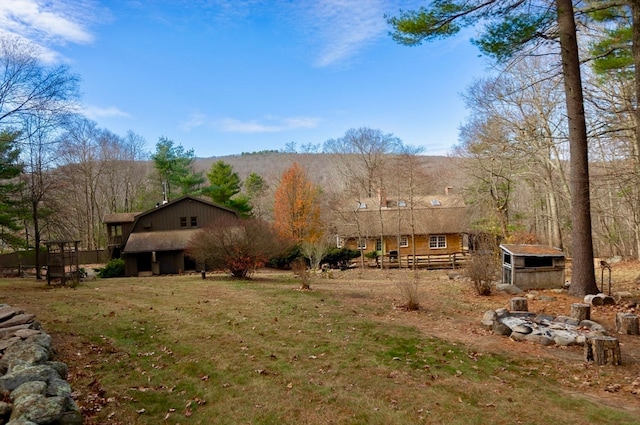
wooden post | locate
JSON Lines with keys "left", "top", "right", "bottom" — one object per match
{"left": 615, "top": 313, "right": 639, "bottom": 335}
{"left": 570, "top": 303, "right": 590, "bottom": 322}
{"left": 510, "top": 297, "right": 528, "bottom": 312}
{"left": 584, "top": 336, "right": 621, "bottom": 365}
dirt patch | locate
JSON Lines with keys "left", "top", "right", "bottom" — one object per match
{"left": 311, "top": 263, "right": 640, "bottom": 412}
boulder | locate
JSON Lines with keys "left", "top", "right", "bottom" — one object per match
{"left": 480, "top": 310, "right": 497, "bottom": 330}
{"left": 492, "top": 320, "right": 512, "bottom": 336}
{"left": 10, "top": 381, "right": 47, "bottom": 401}
{"left": 0, "top": 365, "right": 62, "bottom": 392}
{"left": 10, "top": 393, "right": 66, "bottom": 423}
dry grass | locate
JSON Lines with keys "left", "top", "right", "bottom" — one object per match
{"left": 0, "top": 264, "right": 639, "bottom": 425}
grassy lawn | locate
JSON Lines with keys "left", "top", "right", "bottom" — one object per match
{"left": 0, "top": 270, "right": 638, "bottom": 424}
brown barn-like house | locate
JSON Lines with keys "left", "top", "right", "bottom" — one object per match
{"left": 335, "top": 192, "right": 470, "bottom": 268}
{"left": 104, "top": 196, "right": 237, "bottom": 276}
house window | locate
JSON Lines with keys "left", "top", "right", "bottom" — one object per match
{"left": 400, "top": 236, "right": 409, "bottom": 247}
{"left": 357, "top": 238, "right": 367, "bottom": 249}
{"left": 358, "top": 202, "right": 367, "bottom": 209}
{"left": 190, "top": 216, "right": 198, "bottom": 227}
{"left": 336, "top": 236, "right": 344, "bottom": 248}
{"left": 180, "top": 217, "right": 187, "bottom": 227}
{"left": 375, "top": 238, "right": 382, "bottom": 252}
{"left": 398, "top": 200, "right": 407, "bottom": 207}
{"left": 110, "top": 225, "right": 122, "bottom": 237}
{"left": 429, "top": 235, "right": 446, "bottom": 249}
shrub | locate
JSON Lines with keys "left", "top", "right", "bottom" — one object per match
{"left": 187, "top": 216, "right": 290, "bottom": 278}
{"left": 95, "top": 258, "right": 125, "bottom": 278}
{"left": 466, "top": 252, "right": 497, "bottom": 296}
{"left": 396, "top": 274, "right": 421, "bottom": 310}
{"left": 266, "top": 244, "right": 302, "bottom": 269}
{"left": 291, "top": 258, "right": 311, "bottom": 290}
{"left": 322, "top": 248, "right": 360, "bottom": 269}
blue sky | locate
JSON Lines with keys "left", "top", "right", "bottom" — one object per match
{"left": 1, "top": 0, "right": 490, "bottom": 157}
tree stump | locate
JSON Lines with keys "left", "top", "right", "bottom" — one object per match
{"left": 616, "top": 313, "right": 639, "bottom": 335}
{"left": 510, "top": 297, "right": 528, "bottom": 312}
{"left": 583, "top": 294, "right": 603, "bottom": 306}
{"left": 570, "top": 303, "right": 590, "bottom": 322}
{"left": 584, "top": 336, "right": 621, "bottom": 365}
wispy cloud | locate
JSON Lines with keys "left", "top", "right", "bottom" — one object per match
{"left": 181, "top": 113, "right": 320, "bottom": 134}
{"left": 0, "top": 0, "right": 97, "bottom": 61}
{"left": 179, "top": 111, "right": 208, "bottom": 131}
{"left": 82, "top": 105, "right": 131, "bottom": 119}
{"left": 293, "top": 0, "right": 389, "bottom": 68}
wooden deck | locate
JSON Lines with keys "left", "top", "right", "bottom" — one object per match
{"left": 377, "top": 252, "right": 468, "bottom": 269}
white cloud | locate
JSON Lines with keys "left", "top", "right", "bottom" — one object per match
{"left": 82, "top": 105, "right": 131, "bottom": 119}
{"left": 290, "top": 0, "right": 389, "bottom": 68}
{"left": 213, "top": 116, "right": 320, "bottom": 133}
{"left": 0, "top": 0, "right": 96, "bottom": 61}
{"left": 179, "top": 111, "right": 208, "bottom": 131}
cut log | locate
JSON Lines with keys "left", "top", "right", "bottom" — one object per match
{"left": 584, "top": 336, "right": 621, "bottom": 365}
{"left": 584, "top": 294, "right": 603, "bottom": 306}
{"left": 615, "top": 313, "right": 639, "bottom": 335}
{"left": 510, "top": 297, "right": 528, "bottom": 312}
{"left": 570, "top": 303, "right": 590, "bottom": 322}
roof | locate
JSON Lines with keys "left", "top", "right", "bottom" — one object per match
{"left": 123, "top": 229, "right": 200, "bottom": 253}
{"left": 335, "top": 195, "right": 470, "bottom": 237}
{"left": 500, "top": 244, "right": 565, "bottom": 257}
{"left": 133, "top": 195, "right": 237, "bottom": 220}
{"left": 103, "top": 212, "right": 140, "bottom": 224}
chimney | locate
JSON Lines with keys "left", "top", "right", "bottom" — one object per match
{"left": 162, "top": 182, "right": 168, "bottom": 204}
{"left": 445, "top": 187, "right": 453, "bottom": 196}
{"left": 378, "top": 187, "right": 386, "bottom": 207}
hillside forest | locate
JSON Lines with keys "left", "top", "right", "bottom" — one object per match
{"left": 2, "top": 4, "right": 640, "bottom": 293}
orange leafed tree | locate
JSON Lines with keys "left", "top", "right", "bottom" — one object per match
{"left": 274, "top": 162, "right": 322, "bottom": 243}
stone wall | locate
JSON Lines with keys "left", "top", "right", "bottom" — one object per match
{"left": 0, "top": 304, "right": 81, "bottom": 425}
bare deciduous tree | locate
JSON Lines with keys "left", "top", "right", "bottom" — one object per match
{"left": 187, "top": 216, "right": 288, "bottom": 279}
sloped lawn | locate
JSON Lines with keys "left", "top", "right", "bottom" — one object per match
{"left": 0, "top": 267, "right": 639, "bottom": 424}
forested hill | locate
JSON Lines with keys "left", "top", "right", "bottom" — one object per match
{"left": 193, "top": 153, "right": 458, "bottom": 193}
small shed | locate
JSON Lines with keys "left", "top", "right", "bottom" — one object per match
{"left": 500, "top": 244, "right": 565, "bottom": 290}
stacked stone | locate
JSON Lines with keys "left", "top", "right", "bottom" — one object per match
{"left": 0, "top": 305, "right": 81, "bottom": 425}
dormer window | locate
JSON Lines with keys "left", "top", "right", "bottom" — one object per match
{"left": 430, "top": 199, "right": 441, "bottom": 206}
{"left": 358, "top": 202, "right": 367, "bottom": 209}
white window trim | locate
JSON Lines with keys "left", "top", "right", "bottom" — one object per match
{"left": 400, "top": 236, "right": 409, "bottom": 248}
{"left": 336, "top": 236, "right": 344, "bottom": 248}
{"left": 357, "top": 238, "right": 367, "bottom": 249}
{"left": 429, "top": 235, "right": 447, "bottom": 249}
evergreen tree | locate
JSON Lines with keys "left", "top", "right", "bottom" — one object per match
{"left": 0, "top": 130, "right": 25, "bottom": 249}
{"left": 204, "top": 160, "right": 252, "bottom": 216}
{"left": 151, "top": 137, "right": 204, "bottom": 199}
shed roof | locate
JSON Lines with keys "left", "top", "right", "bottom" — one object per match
{"left": 500, "top": 244, "right": 565, "bottom": 257}
{"left": 103, "top": 212, "right": 140, "bottom": 224}
{"left": 123, "top": 229, "right": 199, "bottom": 253}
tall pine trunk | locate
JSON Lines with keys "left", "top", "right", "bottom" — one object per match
{"left": 556, "top": 0, "right": 598, "bottom": 296}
